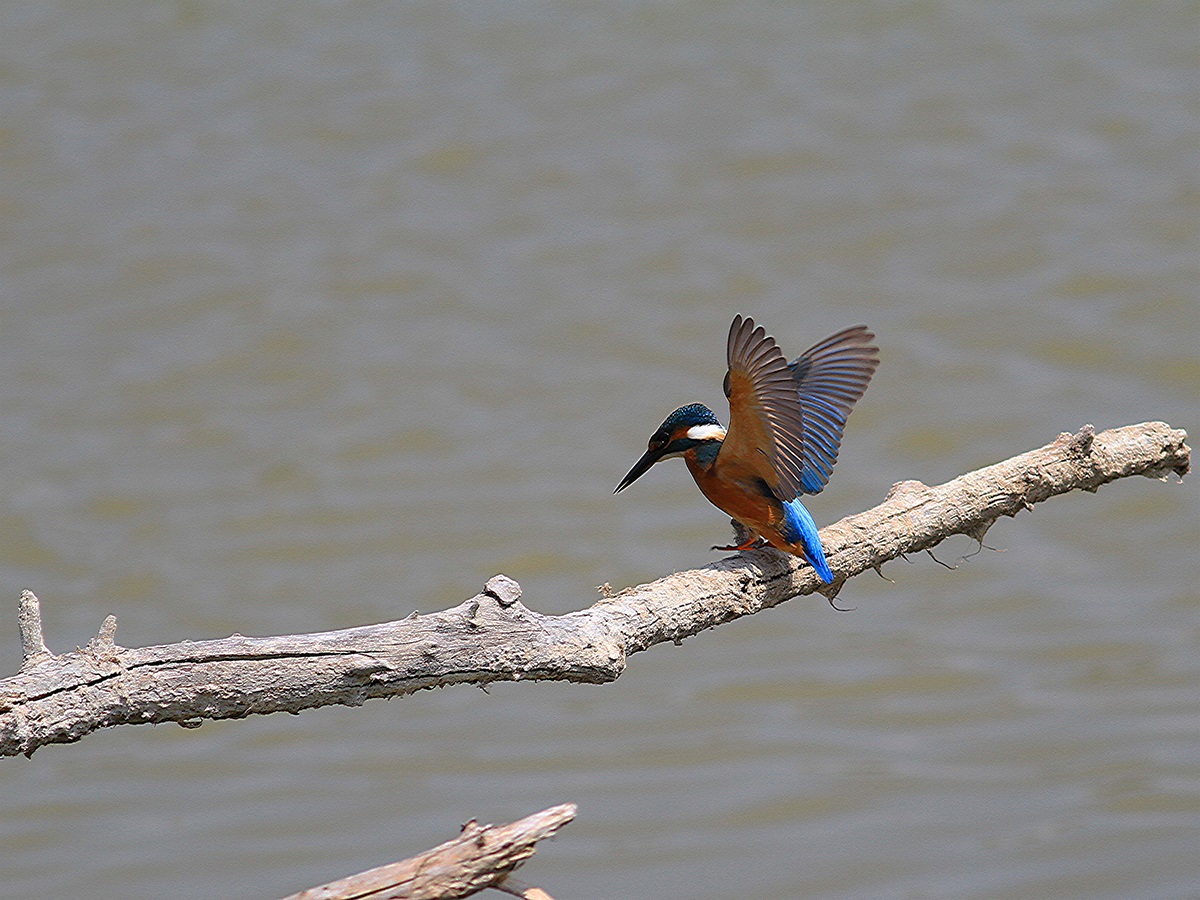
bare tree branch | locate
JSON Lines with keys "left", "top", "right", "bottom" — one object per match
{"left": 280, "top": 803, "right": 575, "bottom": 900}
{"left": 1, "top": 421, "right": 1188, "bottom": 758}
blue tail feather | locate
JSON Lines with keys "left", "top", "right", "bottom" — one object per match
{"left": 781, "top": 498, "right": 834, "bottom": 584}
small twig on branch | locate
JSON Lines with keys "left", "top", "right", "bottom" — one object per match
{"left": 17, "top": 590, "right": 51, "bottom": 669}
{"left": 280, "top": 803, "right": 575, "bottom": 900}
{"left": 491, "top": 875, "right": 556, "bottom": 900}
{"left": 0, "top": 421, "right": 1189, "bottom": 758}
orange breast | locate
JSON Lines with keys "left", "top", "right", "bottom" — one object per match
{"left": 685, "top": 451, "right": 786, "bottom": 542}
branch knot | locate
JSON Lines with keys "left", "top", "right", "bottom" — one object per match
{"left": 484, "top": 575, "right": 522, "bottom": 607}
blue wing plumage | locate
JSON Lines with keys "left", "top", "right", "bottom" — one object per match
{"left": 788, "top": 326, "right": 879, "bottom": 495}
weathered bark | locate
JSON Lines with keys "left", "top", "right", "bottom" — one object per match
{"left": 1, "top": 421, "right": 1188, "bottom": 758}
{"left": 280, "top": 803, "right": 575, "bottom": 900}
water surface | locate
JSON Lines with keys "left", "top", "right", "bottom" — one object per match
{"left": 1, "top": 3, "right": 1198, "bottom": 898}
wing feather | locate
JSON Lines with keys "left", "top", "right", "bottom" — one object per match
{"left": 788, "top": 325, "right": 879, "bottom": 495}
{"left": 719, "top": 315, "right": 810, "bottom": 499}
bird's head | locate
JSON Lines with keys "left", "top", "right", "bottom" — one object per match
{"left": 614, "top": 403, "right": 726, "bottom": 493}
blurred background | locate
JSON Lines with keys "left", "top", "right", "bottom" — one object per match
{"left": 1, "top": 3, "right": 1198, "bottom": 898}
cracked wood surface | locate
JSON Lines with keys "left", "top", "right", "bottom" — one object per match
{"left": 1, "top": 421, "right": 1188, "bottom": 758}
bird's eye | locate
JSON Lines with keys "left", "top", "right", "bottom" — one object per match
{"left": 650, "top": 434, "right": 668, "bottom": 450}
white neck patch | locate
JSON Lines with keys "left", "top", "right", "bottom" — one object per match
{"left": 685, "top": 424, "right": 726, "bottom": 441}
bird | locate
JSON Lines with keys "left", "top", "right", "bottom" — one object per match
{"left": 615, "top": 315, "right": 879, "bottom": 584}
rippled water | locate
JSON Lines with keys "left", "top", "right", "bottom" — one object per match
{"left": 2, "top": 3, "right": 1198, "bottom": 898}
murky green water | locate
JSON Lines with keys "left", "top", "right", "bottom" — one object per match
{"left": 2, "top": 3, "right": 1198, "bottom": 898}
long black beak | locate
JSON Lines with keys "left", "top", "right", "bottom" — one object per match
{"left": 614, "top": 446, "right": 665, "bottom": 493}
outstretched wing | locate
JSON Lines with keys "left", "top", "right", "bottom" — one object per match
{"left": 719, "top": 315, "right": 810, "bottom": 500}
{"left": 788, "top": 325, "right": 879, "bottom": 494}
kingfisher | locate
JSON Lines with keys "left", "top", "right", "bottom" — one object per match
{"left": 615, "top": 315, "right": 879, "bottom": 584}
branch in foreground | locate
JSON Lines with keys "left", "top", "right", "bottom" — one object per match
{"left": 1, "top": 421, "right": 1188, "bottom": 757}
{"left": 281, "top": 803, "right": 575, "bottom": 900}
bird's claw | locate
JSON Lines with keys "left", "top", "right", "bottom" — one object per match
{"left": 712, "top": 537, "right": 769, "bottom": 552}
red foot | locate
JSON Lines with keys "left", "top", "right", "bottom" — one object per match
{"left": 712, "top": 536, "right": 769, "bottom": 552}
